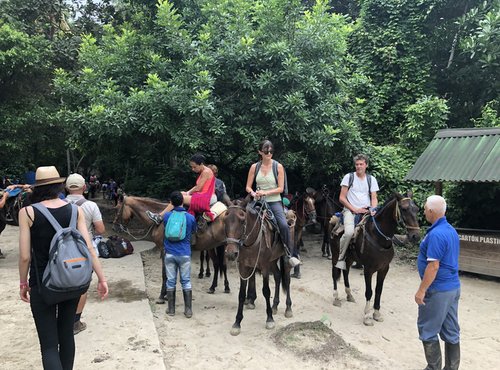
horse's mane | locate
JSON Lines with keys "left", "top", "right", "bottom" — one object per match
{"left": 126, "top": 196, "right": 168, "bottom": 207}
{"left": 378, "top": 193, "right": 399, "bottom": 211}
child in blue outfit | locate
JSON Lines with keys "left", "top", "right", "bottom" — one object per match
{"left": 163, "top": 191, "right": 197, "bottom": 318}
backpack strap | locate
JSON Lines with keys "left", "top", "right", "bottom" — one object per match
{"left": 32, "top": 203, "right": 78, "bottom": 232}
{"left": 75, "top": 198, "right": 87, "bottom": 206}
{"left": 348, "top": 172, "right": 354, "bottom": 189}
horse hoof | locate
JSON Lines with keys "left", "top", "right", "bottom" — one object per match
{"left": 224, "top": 289, "right": 231, "bottom": 294}
{"left": 327, "top": 255, "right": 332, "bottom": 260}
{"left": 266, "top": 321, "right": 275, "bottom": 330}
{"left": 207, "top": 289, "right": 215, "bottom": 294}
{"left": 156, "top": 298, "right": 166, "bottom": 304}
{"left": 363, "top": 317, "right": 374, "bottom": 326}
{"left": 333, "top": 298, "right": 342, "bottom": 307}
{"left": 198, "top": 274, "right": 204, "bottom": 279}
{"left": 230, "top": 326, "right": 241, "bottom": 336}
{"left": 247, "top": 303, "right": 256, "bottom": 310}
{"left": 285, "top": 309, "right": 293, "bottom": 318}
{"left": 205, "top": 272, "right": 211, "bottom": 278}
{"left": 373, "top": 311, "right": 384, "bottom": 322}
{"left": 347, "top": 295, "right": 356, "bottom": 303}
{"left": 322, "top": 253, "right": 328, "bottom": 258}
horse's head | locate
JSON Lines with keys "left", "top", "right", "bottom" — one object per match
{"left": 396, "top": 191, "right": 421, "bottom": 244}
{"left": 303, "top": 193, "right": 317, "bottom": 224}
{"left": 224, "top": 203, "right": 247, "bottom": 261}
{"left": 113, "top": 196, "right": 132, "bottom": 232}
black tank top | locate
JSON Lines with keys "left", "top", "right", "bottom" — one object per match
{"left": 29, "top": 203, "right": 73, "bottom": 287}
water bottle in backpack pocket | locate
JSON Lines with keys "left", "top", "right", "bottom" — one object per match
{"left": 32, "top": 203, "right": 93, "bottom": 305}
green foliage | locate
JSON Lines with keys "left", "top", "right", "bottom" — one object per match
{"left": 472, "top": 99, "right": 500, "bottom": 127}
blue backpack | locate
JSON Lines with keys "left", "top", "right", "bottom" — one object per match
{"left": 164, "top": 211, "right": 187, "bottom": 242}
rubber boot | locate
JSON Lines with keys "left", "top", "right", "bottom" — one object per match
{"left": 422, "top": 341, "right": 442, "bottom": 370}
{"left": 166, "top": 290, "right": 175, "bottom": 316}
{"left": 443, "top": 342, "right": 460, "bottom": 370}
{"left": 183, "top": 290, "right": 193, "bottom": 318}
{"left": 291, "top": 264, "right": 301, "bottom": 279}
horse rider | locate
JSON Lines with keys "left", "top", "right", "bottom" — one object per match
{"left": 336, "top": 154, "right": 379, "bottom": 270}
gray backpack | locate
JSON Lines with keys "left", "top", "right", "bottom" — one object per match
{"left": 32, "top": 203, "right": 93, "bottom": 305}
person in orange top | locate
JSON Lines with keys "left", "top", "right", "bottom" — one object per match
{"left": 147, "top": 154, "right": 216, "bottom": 224}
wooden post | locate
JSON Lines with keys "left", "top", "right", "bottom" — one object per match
{"left": 434, "top": 181, "right": 443, "bottom": 195}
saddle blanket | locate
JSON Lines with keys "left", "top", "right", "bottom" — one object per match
{"left": 202, "top": 201, "right": 227, "bottom": 222}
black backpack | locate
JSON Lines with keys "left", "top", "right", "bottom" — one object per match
{"left": 254, "top": 159, "right": 289, "bottom": 195}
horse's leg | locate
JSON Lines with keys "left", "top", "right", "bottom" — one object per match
{"left": 230, "top": 277, "right": 247, "bottom": 336}
{"left": 221, "top": 248, "right": 230, "bottom": 293}
{"left": 332, "top": 265, "right": 342, "bottom": 307}
{"left": 157, "top": 249, "right": 167, "bottom": 304}
{"left": 263, "top": 274, "right": 275, "bottom": 330}
{"left": 363, "top": 268, "right": 375, "bottom": 326}
{"left": 271, "top": 263, "right": 281, "bottom": 315}
{"left": 205, "top": 250, "right": 211, "bottom": 277}
{"left": 207, "top": 249, "right": 218, "bottom": 294}
{"left": 373, "top": 265, "right": 390, "bottom": 322}
{"left": 244, "top": 274, "right": 257, "bottom": 309}
{"left": 344, "top": 259, "right": 356, "bottom": 303}
{"left": 198, "top": 251, "right": 205, "bottom": 279}
{"left": 325, "top": 229, "right": 332, "bottom": 259}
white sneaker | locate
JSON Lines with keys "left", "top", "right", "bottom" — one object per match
{"left": 289, "top": 257, "right": 301, "bottom": 267}
{"left": 335, "top": 260, "right": 346, "bottom": 270}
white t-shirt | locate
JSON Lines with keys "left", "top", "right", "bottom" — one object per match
{"left": 66, "top": 194, "right": 103, "bottom": 239}
{"left": 340, "top": 173, "right": 379, "bottom": 209}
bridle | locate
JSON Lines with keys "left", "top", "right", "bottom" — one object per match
{"left": 113, "top": 196, "right": 155, "bottom": 240}
{"left": 371, "top": 197, "right": 420, "bottom": 241}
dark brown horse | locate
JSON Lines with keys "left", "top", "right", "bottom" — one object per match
{"left": 290, "top": 191, "right": 317, "bottom": 250}
{"left": 309, "top": 185, "right": 340, "bottom": 259}
{"left": 329, "top": 192, "right": 421, "bottom": 325}
{"left": 113, "top": 195, "right": 230, "bottom": 302}
{"left": 224, "top": 199, "right": 292, "bottom": 336}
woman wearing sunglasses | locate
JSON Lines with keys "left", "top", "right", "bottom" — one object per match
{"left": 245, "top": 139, "right": 301, "bottom": 267}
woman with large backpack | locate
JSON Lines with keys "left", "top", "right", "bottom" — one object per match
{"left": 245, "top": 140, "right": 300, "bottom": 267}
{"left": 18, "top": 166, "right": 108, "bottom": 370}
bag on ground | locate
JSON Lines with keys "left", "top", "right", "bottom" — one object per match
{"left": 32, "top": 203, "right": 93, "bottom": 305}
{"left": 106, "top": 235, "right": 134, "bottom": 258}
{"left": 164, "top": 211, "right": 187, "bottom": 242}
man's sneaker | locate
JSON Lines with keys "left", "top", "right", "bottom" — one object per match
{"left": 73, "top": 320, "right": 87, "bottom": 335}
{"left": 146, "top": 211, "right": 162, "bottom": 225}
{"left": 335, "top": 260, "right": 347, "bottom": 270}
{"left": 288, "top": 257, "right": 301, "bottom": 267}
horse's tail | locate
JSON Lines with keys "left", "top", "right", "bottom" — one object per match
{"left": 279, "top": 256, "right": 289, "bottom": 295}
{"left": 216, "top": 245, "right": 225, "bottom": 277}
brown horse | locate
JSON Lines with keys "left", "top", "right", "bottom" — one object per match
{"left": 290, "top": 191, "right": 317, "bottom": 250}
{"left": 329, "top": 192, "right": 421, "bottom": 326}
{"left": 113, "top": 195, "right": 230, "bottom": 302}
{"left": 224, "top": 199, "right": 292, "bottom": 336}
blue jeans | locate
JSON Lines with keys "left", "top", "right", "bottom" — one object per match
{"left": 165, "top": 254, "right": 192, "bottom": 291}
{"left": 267, "top": 201, "right": 296, "bottom": 257}
{"left": 417, "top": 288, "right": 461, "bottom": 343}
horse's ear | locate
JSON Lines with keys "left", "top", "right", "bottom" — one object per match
{"left": 406, "top": 190, "right": 413, "bottom": 198}
{"left": 394, "top": 192, "right": 402, "bottom": 201}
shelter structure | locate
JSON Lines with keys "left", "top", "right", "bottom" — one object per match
{"left": 405, "top": 127, "right": 500, "bottom": 277}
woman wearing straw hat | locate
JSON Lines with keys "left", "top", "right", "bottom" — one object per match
{"left": 18, "top": 166, "right": 109, "bottom": 370}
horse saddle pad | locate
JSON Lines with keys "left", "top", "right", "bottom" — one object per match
{"left": 202, "top": 201, "right": 227, "bottom": 222}
{"left": 330, "top": 213, "right": 370, "bottom": 240}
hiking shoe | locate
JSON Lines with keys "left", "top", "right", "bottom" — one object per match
{"left": 73, "top": 320, "right": 87, "bottom": 335}
{"left": 291, "top": 272, "right": 301, "bottom": 279}
{"left": 335, "top": 260, "right": 347, "bottom": 270}
{"left": 288, "top": 257, "right": 301, "bottom": 268}
{"left": 146, "top": 211, "right": 162, "bottom": 225}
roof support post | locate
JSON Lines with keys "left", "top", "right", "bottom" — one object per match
{"left": 434, "top": 181, "right": 443, "bottom": 195}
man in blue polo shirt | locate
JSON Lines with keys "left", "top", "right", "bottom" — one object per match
{"left": 164, "top": 191, "right": 197, "bottom": 318}
{"left": 415, "top": 195, "right": 460, "bottom": 370}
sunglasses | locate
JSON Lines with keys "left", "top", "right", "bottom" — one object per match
{"left": 261, "top": 149, "right": 274, "bottom": 155}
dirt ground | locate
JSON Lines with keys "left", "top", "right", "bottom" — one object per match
{"left": 1, "top": 197, "right": 499, "bottom": 369}
{"left": 141, "top": 231, "right": 500, "bottom": 370}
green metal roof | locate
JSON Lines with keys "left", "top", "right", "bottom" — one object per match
{"left": 405, "top": 128, "right": 500, "bottom": 183}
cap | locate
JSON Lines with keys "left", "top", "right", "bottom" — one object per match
{"left": 66, "top": 173, "right": 86, "bottom": 189}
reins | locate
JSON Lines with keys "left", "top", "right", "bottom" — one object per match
{"left": 370, "top": 196, "right": 420, "bottom": 242}
{"left": 113, "top": 196, "right": 157, "bottom": 240}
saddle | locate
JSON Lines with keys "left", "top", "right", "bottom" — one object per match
{"left": 196, "top": 201, "right": 228, "bottom": 233}
{"left": 330, "top": 212, "right": 370, "bottom": 242}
